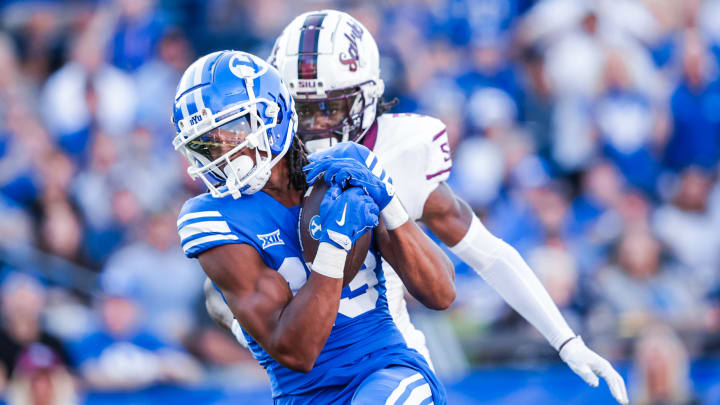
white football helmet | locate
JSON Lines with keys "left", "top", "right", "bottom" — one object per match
{"left": 269, "top": 10, "right": 384, "bottom": 153}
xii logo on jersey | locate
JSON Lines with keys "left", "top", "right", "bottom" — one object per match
{"left": 257, "top": 229, "right": 285, "bottom": 249}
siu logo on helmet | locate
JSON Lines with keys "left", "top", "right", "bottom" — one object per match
{"left": 297, "top": 80, "right": 317, "bottom": 89}
{"left": 339, "top": 21, "right": 364, "bottom": 72}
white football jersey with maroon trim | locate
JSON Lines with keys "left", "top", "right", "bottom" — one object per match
{"left": 361, "top": 112, "right": 453, "bottom": 368}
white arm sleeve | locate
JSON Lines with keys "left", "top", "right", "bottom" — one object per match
{"left": 449, "top": 215, "right": 575, "bottom": 350}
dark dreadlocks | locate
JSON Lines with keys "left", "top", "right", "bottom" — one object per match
{"left": 287, "top": 132, "right": 309, "bottom": 192}
{"left": 376, "top": 96, "right": 399, "bottom": 117}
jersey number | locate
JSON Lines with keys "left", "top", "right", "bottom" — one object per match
{"left": 277, "top": 254, "right": 379, "bottom": 318}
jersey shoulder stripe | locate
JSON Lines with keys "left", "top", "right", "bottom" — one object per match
{"left": 177, "top": 193, "right": 249, "bottom": 257}
{"left": 183, "top": 233, "right": 240, "bottom": 254}
{"left": 179, "top": 220, "right": 232, "bottom": 241}
{"left": 177, "top": 210, "right": 222, "bottom": 226}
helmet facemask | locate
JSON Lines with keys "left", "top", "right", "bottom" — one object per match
{"left": 295, "top": 85, "right": 373, "bottom": 153}
{"left": 175, "top": 99, "right": 283, "bottom": 199}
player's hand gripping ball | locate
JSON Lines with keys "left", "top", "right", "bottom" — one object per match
{"left": 304, "top": 143, "right": 396, "bottom": 211}
{"left": 299, "top": 175, "right": 377, "bottom": 287}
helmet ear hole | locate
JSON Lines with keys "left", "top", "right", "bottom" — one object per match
{"left": 276, "top": 95, "right": 287, "bottom": 125}
{"left": 375, "top": 79, "right": 385, "bottom": 98}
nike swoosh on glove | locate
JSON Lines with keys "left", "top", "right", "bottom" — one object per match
{"left": 319, "top": 185, "right": 379, "bottom": 251}
{"left": 559, "top": 336, "right": 629, "bottom": 404}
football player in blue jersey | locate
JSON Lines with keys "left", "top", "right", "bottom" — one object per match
{"left": 202, "top": 9, "right": 629, "bottom": 405}
{"left": 172, "top": 50, "right": 454, "bottom": 404}
{"left": 261, "top": 10, "right": 629, "bottom": 404}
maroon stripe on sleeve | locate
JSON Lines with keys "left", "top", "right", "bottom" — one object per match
{"left": 426, "top": 167, "right": 452, "bottom": 180}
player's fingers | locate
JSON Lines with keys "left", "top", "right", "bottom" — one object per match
{"left": 605, "top": 375, "right": 627, "bottom": 404}
{"left": 355, "top": 191, "right": 376, "bottom": 206}
{"left": 600, "top": 366, "right": 628, "bottom": 404}
{"left": 322, "top": 166, "right": 352, "bottom": 188}
{"left": 305, "top": 172, "right": 321, "bottom": 186}
{"left": 303, "top": 159, "right": 340, "bottom": 179}
{"left": 320, "top": 186, "right": 343, "bottom": 217}
{"left": 618, "top": 378, "right": 629, "bottom": 404}
{"left": 364, "top": 200, "right": 380, "bottom": 226}
{"left": 302, "top": 164, "right": 325, "bottom": 185}
{"left": 302, "top": 159, "right": 325, "bottom": 173}
{"left": 365, "top": 210, "right": 379, "bottom": 228}
{"left": 573, "top": 364, "right": 599, "bottom": 387}
{"left": 328, "top": 184, "right": 343, "bottom": 200}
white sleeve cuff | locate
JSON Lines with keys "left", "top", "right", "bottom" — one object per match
{"left": 381, "top": 195, "right": 409, "bottom": 230}
{"left": 311, "top": 242, "right": 347, "bottom": 279}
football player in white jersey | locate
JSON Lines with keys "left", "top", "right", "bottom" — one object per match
{"left": 205, "top": 9, "right": 628, "bottom": 404}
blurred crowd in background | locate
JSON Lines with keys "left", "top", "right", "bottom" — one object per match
{"left": 0, "top": 0, "right": 719, "bottom": 404}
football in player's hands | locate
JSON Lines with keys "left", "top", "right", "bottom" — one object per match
{"left": 299, "top": 176, "right": 375, "bottom": 287}
{"left": 304, "top": 142, "right": 395, "bottom": 211}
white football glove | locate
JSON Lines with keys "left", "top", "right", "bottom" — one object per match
{"left": 559, "top": 336, "right": 629, "bottom": 404}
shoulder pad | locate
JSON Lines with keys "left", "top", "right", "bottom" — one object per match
{"left": 176, "top": 193, "right": 245, "bottom": 258}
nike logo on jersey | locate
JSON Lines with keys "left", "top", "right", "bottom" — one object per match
{"left": 336, "top": 203, "right": 347, "bottom": 226}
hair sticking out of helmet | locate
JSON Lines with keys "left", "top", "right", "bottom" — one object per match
{"left": 270, "top": 10, "right": 385, "bottom": 151}
{"left": 172, "top": 50, "right": 298, "bottom": 199}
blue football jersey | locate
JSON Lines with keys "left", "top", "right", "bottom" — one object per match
{"left": 177, "top": 188, "right": 415, "bottom": 398}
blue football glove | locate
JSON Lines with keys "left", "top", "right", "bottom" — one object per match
{"left": 311, "top": 185, "right": 379, "bottom": 279}
{"left": 306, "top": 142, "right": 387, "bottom": 188}
{"left": 307, "top": 141, "right": 374, "bottom": 165}
{"left": 305, "top": 157, "right": 394, "bottom": 209}
{"left": 304, "top": 142, "right": 409, "bottom": 229}
{"left": 320, "top": 185, "right": 379, "bottom": 250}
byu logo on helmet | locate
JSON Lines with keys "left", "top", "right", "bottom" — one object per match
{"left": 172, "top": 50, "right": 298, "bottom": 200}
{"left": 229, "top": 53, "right": 260, "bottom": 79}
{"left": 188, "top": 113, "right": 204, "bottom": 126}
{"left": 309, "top": 215, "right": 322, "bottom": 240}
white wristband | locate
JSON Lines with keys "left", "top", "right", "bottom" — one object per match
{"left": 311, "top": 242, "right": 347, "bottom": 279}
{"left": 381, "top": 195, "right": 409, "bottom": 230}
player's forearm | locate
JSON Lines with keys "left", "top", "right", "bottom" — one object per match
{"left": 385, "top": 221, "right": 455, "bottom": 310}
{"left": 448, "top": 215, "right": 575, "bottom": 350}
{"left": 267, "top": 273, "right": 343, "bottom": 372}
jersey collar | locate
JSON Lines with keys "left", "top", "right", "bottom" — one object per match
{"left": 360, "top": 121, "right": 379, "bottom": 151}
